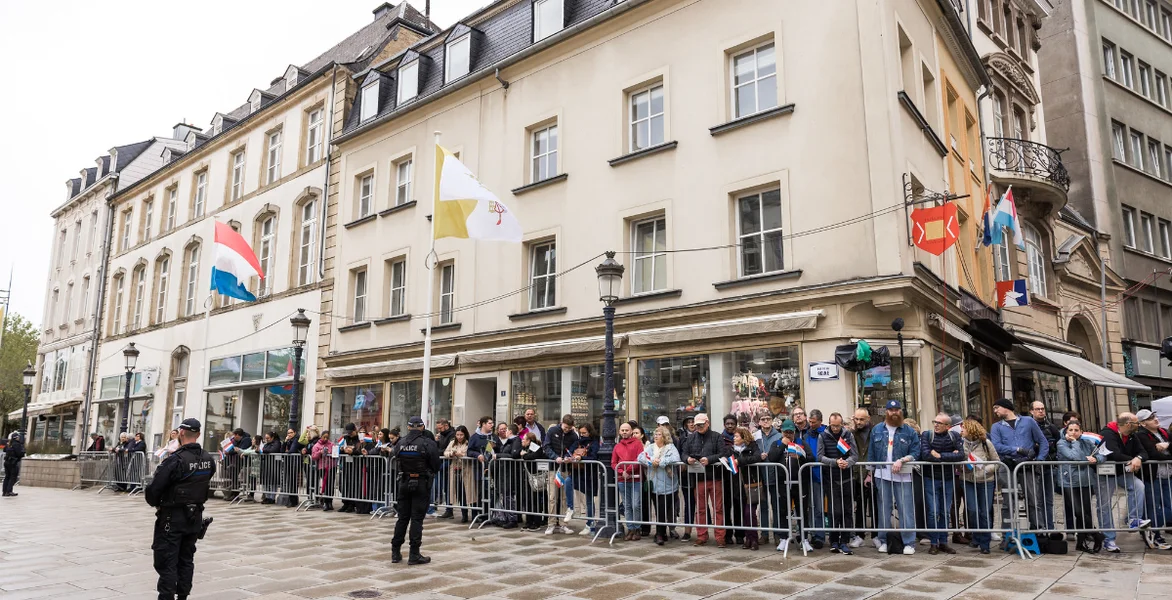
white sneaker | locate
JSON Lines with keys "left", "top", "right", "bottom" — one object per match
{"left": 777, "top": 538, "right": 790, "bottom": 552}
{"left": 579, "top": 527, "right": 592, "bottom": 536}
{"left": 903, "top": 545, "right": 915, "bottom": 555}
{"left": 557, "top": 525, "right": 573, "bottom": 535}
{"left": 918, "top": 538, "right": 930, "bottom": 545}
{"left": 991, "top": 533, "right": 1002, "bottom": 542}
{"left": 849, "top": 536, "right": 864, "bottom": 548}
{"left": 565, "top": 508, "right": 574, "bottom": 522}
{"left": 873, "top": 537, "right": 884, "bottom": 549}
{"left": 545, "top": 525, "right": 555, "bottom": 535}
{"left": 877, "top": 543, "right": 888, "bottom": 553}
{"left": 801, "top": 538, "right": 814, "bottom": 553}
{"left": 1104, "top": 540, "right": 1121, "bottom": 553}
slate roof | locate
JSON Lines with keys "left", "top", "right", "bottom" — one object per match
{"left": 111, "top": 140, "right": 154, "bottom": 171}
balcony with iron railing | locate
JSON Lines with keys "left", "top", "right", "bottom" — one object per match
{"left": 987, "top": 137, "right": 1070, "bottom": 210}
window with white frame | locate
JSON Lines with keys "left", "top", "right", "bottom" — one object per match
{"left": 395, "top": 158, "right": 412, "bottom": 206}
{"left": 993, "top": 227, "right": 1012, "bottom": 282}
{"left": 1142, "top": 212, "right": 1156, "bottom": 253}
{"left": 71, "top": 220, "right": 80, "bottom": 261}
{"left": 89, "top": 210, "right": 98, "bottom": 250}
{"left": 156, "top": 256, "right": 169, "bottom": 323}
{"left": 142, "top": 201, "right": 153, "bottom": 241}
{"left": 80, "top": 276, "right": 90, "bottom": 321}
{"left": 1123, "top": 206, "right": 1137, "bottom": 248}
{"left": 440, "top": 263, "right": 455, "bottom": 324}
{"left": 1166, "top": 146, "right": 1172, "bottom": 182}
{"left": 1147, "top": 0, "right": 1158, "bottom": 28}
{"left": 1140, "top": 62, "right": 1152, "bottom": 97}
{"left": 306, "top": 109, "right": 324, "bottom": 164}
{"left": 358, "top": 173, "right": 374, "bottom": 217}
{"left": 267, "top": 130, "right": 283, "bottom": 184}
{"left": 1159, "top": 220, "right": 1171, "bottom": 259}
{"left": 632, "top": 217, "right": 667, "bottom": 294}
{"left": 1023, "top": 225, "right": 1047, "bottom": 297}
{"left": 298, "top": 201, "right": 317, "bottom": 286}
{"left": 1112, "top": 122, "right": 1127, "bottom": 160}
{"left": 992, "top": 91, "right": 1006, "bottom": 137}
{"left": 529, "top": 241, "right": 556, "bottom": 310}
{"left": 258, "top": 216, "right": 275, "bottom": 297}
{"left": 166, "top": 188, "right": 177, "bottom": 231}
{"left": 1158, "top": 71, "right": 1169, "bottom": 107}
{"left": 446, "top": 34, "right": 471, "bottom": 81}
{"left": 194, "top": 171, "right": 207, "bottom": 217}
{"left": 131, "top": 266, "right": 146, "bottom": 330}
{"left": 63, "top": 283, "right": 72, "bottom": 327}
{"left": 1164, "top": 10, "right": 1172, "bottom": 40}
{"left": 1103, "top": 41, "right": 1117, "bottom": 79}
{"left": 629, "top": 84, "right": 664, "bottom": 152}
{"left": 534, "top": 0, "right": 563, "bottom": 41}
{"left": 120, "top": 210, "right": 132, "bottom": 252}
{"left": 1150, "top": 138, "right": 1163, "bottom": 177}
{"left": 390, "top": 259, "right": 406, "bottom": 316}
{"left": 531, "top": 125, "right": 558, "bottom": 182}
{"left": 231, "top": 151, "right": 245, "bottom": 201}
{"left": 184, "top": 244, "right": 200, "bottom": 317}
{"left": 353, "top": 269, "right": 367, "bottom": 322}
{"left": 1121, "top": 51, "right": 1135, "bottom": 88}
{"left": 737, "top": 188, "right": 784, "bottom": 277}
{"left": 731, "top": 42, "right": 778, "bottom": 119}
{"left": 1131, "top": 130, "right": 1145, "bottom": 169}
{"left": 360, "top": 83, "right": 380, "bottom": 122}
{"left": 398, "top": 61, "right": 419, "bottom": 104}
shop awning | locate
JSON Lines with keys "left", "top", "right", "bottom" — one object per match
{"left": 324, "top": 353, "right": 457, "bottom": 380}
{"left": 1017, "top": 344, "right": 1150, "bottom": 391}
{"left": 626, "top": 310, "right": 824, "bottom": 346}
{"left": 6, "top": 398, "right": 80, "bottom": 421}
{"left": 928, "top": 313, "right": 973, "bottom": 346}
{"left": 458, "top": 336, "right": 621, "bottom": 365}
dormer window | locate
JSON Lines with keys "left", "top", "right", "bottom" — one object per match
{"left": 361, "top": 82, "right": 380, "bottom": 121}
{"left": 534, "top": 0, "right": 564, "bottom": 42}
{"left": 398, "top": 61, "right": 419, "bottom": 104}
{"left": 251, "top": 97, "right": 261, "bottom": 113}
{"left": 286, "top": 68, "right": 298, "bottom": 88}
{"left": 446, "top": 34, "right": 471, "bottom": 82}
{"left": 212, "top": 115, "right": 223, "bottom": 136}
{"left": 163, "top": 148, "right": 173, "bottom": 165}
{"left": 185, "top": 132, "right": 198, "bottom": 151}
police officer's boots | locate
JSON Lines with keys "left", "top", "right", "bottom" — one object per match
{"left": 408, "top": 551, "right": 430, "bottom": 565}
{"left": 391, "top": 548, "right": 402, "bottom": 564}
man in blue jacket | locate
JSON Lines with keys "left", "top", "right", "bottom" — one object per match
{"left": 864, "top": 400, "right": 921, "bottom": 554}
{"left": 989, "top": 398, "right": 1048, "bottom": 532}
{"left": 794, "top": 408, "right": 826, "bottom": 549}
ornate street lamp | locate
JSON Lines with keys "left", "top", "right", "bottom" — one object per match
{"left": 289, "top": 309, "right": 311, "bottom": 434}
{"left": 20, "top": 361, "right": 35, "bottom": 438}
{"left": 120, "top": 343, "right": 139, "bottom": 434}
{"left": 595, "top": 251, "right": 625, "bottom": 540}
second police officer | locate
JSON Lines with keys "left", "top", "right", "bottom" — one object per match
{"left": 391, "top": 415, "right": 441, "bottom": 565}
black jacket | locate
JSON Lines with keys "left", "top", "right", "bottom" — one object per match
{"left": 261, "top": 440, "right": 282, "bottom": 455}
{"left": 681, "top": 428, "right": 730, "bottom": 479}
{"left": 766, "top": 436, "right": 810, "bottom": 485}
{"left": 282, "top": 438, "right": 303, "bottom": 454}
{"left": 435, "top": 427, "right": 455, "bottom": 453}
{"left": 543, "top": 425, "right": 578, "bottom": 461}
{"left": 145, "top": 442, "right": 216, "bottom": 508}
{"left": 1099, "top": 423, "right": 1147, "bottom": 476}
{"left": 731, "top": 441, "right": 762, "bottom": 487}
{"left": 1035, "top": 418, "right": 1061, "bottom": 461}
{"left": 1134, "top": 427, "right": 1172, "bottom": 481}
{"left": 3, "top": 438, "right": 25, "bottom": 464}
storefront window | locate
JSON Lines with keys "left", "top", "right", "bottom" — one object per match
{"left": 46, "top": 416, "right": 60, "bottom": 442}
{"left": 129, "top": 399, "right": 151, "bottom": 439}
{"left": 858, "top": 358, "right": 917, "bottom": 422}
{"left": 242, "top": 352, "right": 266, "bottom": 382}
{"left": 388, "top": 381, "right": 422, "bottom": 430}
{"left": 100, "top": 376, "right": 121, "bottom": 400}
{"left": 209, "top": 357, "right": 242, "bottom": 386}
{"left": 723, "top": 347, "right": 801, "bottom": 431}
{"left": 935, "top": 352, "right": 962, "bottom": 418}
{"left": 512, "top": 369, "right": 564, "bottom": 426}
{"left": 266, "top": 348, "right": 298, "bottom": 378}
{"left": 1033, "top": 371, "right": 1069, "bottom": 424}
{"left": 34, "top": 419, "right": 46, "bottom": 443}
{"left": 431, "top": 378, "right": 453, "bottom": 424}
{"left": 95, "top": 402, "right": 117, "bottom": 444}
{"left": 62, "top": 417, "right": 76, "bottom": 448}
{"left": 204, "top": 392, "right": 238, "bottom": 449}
{"left": 639, "top": 355, "right": 710, "bottom": 428}
{"left": 568, "top": 365, "right": 627, "bottom": 434}
{"left": 260, "top": 390, "right": 290, "bottom": 437}
{"left": 963, "top": 356, "right": 983, "bottom": 420}
{"left": 330, "top": 384, "right": 383, "bottom": 438}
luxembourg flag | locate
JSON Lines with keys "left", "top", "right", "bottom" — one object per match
{"left": 836, "top": 437, "right": 851, "bottom": 455}
{"left": 210, "top": 221, "right": 263, "bottom": 302}
{"left": 1081, "top": 432, "right": 1104, "bottom": 445}
{"left": 988, "top": 187, "right": 1025, "bottom": 250}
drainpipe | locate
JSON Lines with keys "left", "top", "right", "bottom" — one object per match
{"left": 80, "top": 179, "right": 117, "bottom": 451}
{"left": 1099, "top": 243, "right": 1111, "bottom": 413}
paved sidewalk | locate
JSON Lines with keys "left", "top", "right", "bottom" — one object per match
{"left": 0, "top": 486, "right": 1167, "bottom": 599}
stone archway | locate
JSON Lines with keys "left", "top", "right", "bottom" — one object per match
{"left": 1067, "top": 315, "right": 1106, "bottom": 428}
{"left": 1066, "top": 315, "right": 1101, "bottom": 364}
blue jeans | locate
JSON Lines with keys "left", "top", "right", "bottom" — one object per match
{"left": 618, "top": 481, "right": 641, "bottom": 532}
{"left": 760, "top": 481, "right": 785, "bottom": 538}
{"left": 573, "top": 476, "right": 597, "bottom": 530}
{"left": 924, "top": 476, "right": 955, "bottom": 545}
{"left": 805, "top": 476, "right": 825, "bottom": 542}
{"left": 964, "top": 480, "right": 995, "bottom": 551}
{"left": 876, "top": 477, "right": 916, "bottom": 546}
{"left": 1144, "top": 477, "right": 1172, "bottom": 529}
{"left": 1098, "top": 472, "right": 1146, "bottom": 542}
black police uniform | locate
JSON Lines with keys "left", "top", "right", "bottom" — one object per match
{"left": 145, "top": 438, "right": 216, "bottom": 600}
{"left": 391, "top": 426, "right": 441, "bottom": 564}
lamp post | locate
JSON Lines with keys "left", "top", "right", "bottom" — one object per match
{"left": 120, "top": 343, "right": 139, "bottom": 434}
{"left": 20, "top": 361, "right": 35, "bottom": 438}
{"left": 289, "top": 309, "right": 311, "bottom": 434}
{"left": 595, "top": 251, "right": 625, "bottom": 540}
{"left": 891, "top": 318, "right": 907, "bottom": 414}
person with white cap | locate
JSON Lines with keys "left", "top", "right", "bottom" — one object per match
{"left": 682, "top": 413, "right": 731, "bottom": 547}
{"left": 1134, "top": 409, "right": 1172, "bottom": 549}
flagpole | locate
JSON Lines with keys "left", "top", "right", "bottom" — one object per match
{"left": 420, "top": 131, "right": 441, "bottom": 428}
{"left": 198, "top": 290, "right": 213, "bottom": 442}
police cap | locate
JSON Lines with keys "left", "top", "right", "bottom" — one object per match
{"left": 407, "top": 416, "right": 425, "bottom": 427}
{"left": 178, "top": 418, "right": 202, "bottom": 432}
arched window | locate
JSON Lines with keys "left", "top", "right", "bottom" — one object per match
{"left": 1024, "top": 224, "right": 1047, "bottom": 297}
{"left": 258, "top": 215, "right": 275, "bottom": 296}
{"left": 184, "top": 243, "right": 201, "bottom": 316}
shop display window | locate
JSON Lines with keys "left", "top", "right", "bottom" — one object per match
{"left": 330, "top": 384, "right": 384, "bottom": 438}
{"left": 858, "top": 358, "right": 917, "bottom": 422}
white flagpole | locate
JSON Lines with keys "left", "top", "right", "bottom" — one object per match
{"left": 420, "top": 131, "right": 441, "bottom": 428}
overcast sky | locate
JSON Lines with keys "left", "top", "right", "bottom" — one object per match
{"left": 0, "top": 0, "right": 488, "bottom": 328}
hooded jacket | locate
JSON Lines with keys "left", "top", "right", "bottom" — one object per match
{"left": 1098, "top": 421, "right": 1147, "bottom": 476}
{"left": 1056, "top": 437, "right": 1098, "bottom": 488}
{"left": 1134, "top": 426, "right": 1172, "bottom": 481}
{"left": 612, "top": 436, "right": 644, "bottom": 481}
{"left": 639, "top": 441, "right": 680, "bottom": 493}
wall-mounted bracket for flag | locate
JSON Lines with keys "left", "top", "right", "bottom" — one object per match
{"left": 902, "top": 173, "right": 969, "bottom": 248}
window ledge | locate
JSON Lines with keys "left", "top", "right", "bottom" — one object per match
{"left": 713, "top": 269, "right": 803, "bottom": 290}
{"left": 507, "top": 306, "right": 567, "bottom": 321}
{"left": 1113, "top": 159, "right": 1172, "bottom": 188}
{"left": 378, "top": 200, "right": 418, "bottom": 217}
{"left": 374, "top": 314, "right": 412, "bottom": 325}
{"left": 897, "top": 91, "right": 948, "bottom": 157}
{"left": 1103, "top": 76, "right": 1172, "bottom": 116}
{"left": 338, "top": 321, "right": 372, "bottom": 333}
{"left": 709, "top": 104, "right": 795, "bottom": 136}
{"left": 1123, "top": 244, "right": 1172, "bottom": 264}
{"left": 512, "top": 173, "right": 568, "bottom": 196}
{"left": 607, "top": 141, "right": 678, "bottom": 167}
{"left": 612, "top": 289, "right": 682, "bottom": 306}
{"left": 343, "top": 214, "right": 377, "bottom": 230}
{"left": 421, "top": 322, "right": 461, "bottom": 334}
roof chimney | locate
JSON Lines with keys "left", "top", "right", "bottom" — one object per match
{"left": 425, "top": 0, "right": 430, "bottom": 21}
{"left": 373, "top": 2, "right": 395, "bottom": 20}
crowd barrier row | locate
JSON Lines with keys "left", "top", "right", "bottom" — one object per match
{"left": 70, "top": 451, "right": 1172, "bottom": 557}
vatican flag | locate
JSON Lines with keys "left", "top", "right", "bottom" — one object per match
{"left": 433, "top": 144, "right": 522, "bottom": 242}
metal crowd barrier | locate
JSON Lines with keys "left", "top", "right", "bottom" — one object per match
{"left": 434, "top": 457, "right": 483, "bottom": 524}
{"left": 107, "top": 451, "right": 147, "bottom": 495}
{"left": 300, "top": 454, "right": 393, "bottom": 516}
{"left": 233, "top": 453, "right": 316, "bottom": 508}
{"left": 479, "top": 458, "right": 610, "bottom": 539}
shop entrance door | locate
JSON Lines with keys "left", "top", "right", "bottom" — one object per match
{"left": 464, "top": 379, "right": 496, "bottom": 427}
{"left": 240, "top": 388, "right": 261, "bottom": 437}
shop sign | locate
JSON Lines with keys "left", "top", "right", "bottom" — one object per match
{"left": 808, "top": 362, "right": 840, "bottom": 381}
{"left": 1133, "top": 345, "right": 1168, "bottom": 379}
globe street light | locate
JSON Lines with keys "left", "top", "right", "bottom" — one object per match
{"left": 595, "top": 251, "right": 625, "bottom": 540}
{"left": 120, "top": 343, "right": 139, "bottom": 434}
{"left": 20, "top": 360, "right": 35, "bottom": 438}
{"left": 289, "top": 308, "right": 311, "bottom": 434}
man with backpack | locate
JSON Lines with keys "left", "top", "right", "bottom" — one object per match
{"left": 920, "top": 412, "right": 964, "bottom": 554}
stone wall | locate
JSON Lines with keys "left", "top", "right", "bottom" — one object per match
{"left": 15, "top": 458, "right": 80, "bottom": 489}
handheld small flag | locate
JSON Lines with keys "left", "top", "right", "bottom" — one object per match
{"left": 836, "top": 438, "right": 851, "bottom": 455}
{"left": 1081, "top": 432, "right": 1103, "bottom": 445}
{"left": 966, "top": 452, "right": 978, "bottom": 471}
{"left": 154, "top": 447, "right": 167, "bottom": 459}
{"left": 554, "top": 470, "right": 569, "bottom": 488}
{"left": 785, "top": 443, "right": 806, "bottom": 458}
{"left": 210, "top": 221, "right": 263, "bottom": 302}
{"left": 720, "top": 456, "right": 739, "bottom": 474}
{"left": 361, "top": 434, "right": 373, "bottom": 444}
{"left": 219, "top": 438, "right": 234, "bottom": 459}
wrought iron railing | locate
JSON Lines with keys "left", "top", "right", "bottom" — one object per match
{"left": 987, "top": 137, "right": 1071, "bottom": 192}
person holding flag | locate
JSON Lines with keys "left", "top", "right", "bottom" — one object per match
{"left": 1058, "top": 420, "right": 1106, "bottom": 553}
{"left": 818, "top": 413, "right": 858, "bottom": 555}
{"left": 767, "top": 420, "right": 811, "bottom": 553}
{"left": 729, "top": 427, "right": 763, "bottom": 550}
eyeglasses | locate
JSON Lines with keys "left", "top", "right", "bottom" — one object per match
{"left": 933, "top": 421, "right": 950, "bottom": 426}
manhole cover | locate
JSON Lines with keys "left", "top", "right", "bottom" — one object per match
{"left": 348, "top": 591, "right": 382, "bottom": 599}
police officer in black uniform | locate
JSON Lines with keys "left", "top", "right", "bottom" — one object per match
{"left": 391, "top": 416, "right": 441, "bottom": 565}
{"left": 145, "top": 418, "right": 216, "bottom": 600}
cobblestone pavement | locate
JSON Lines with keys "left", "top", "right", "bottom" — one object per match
{"left": 1, "top": 486, "right": 1169, "bottom": 600}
